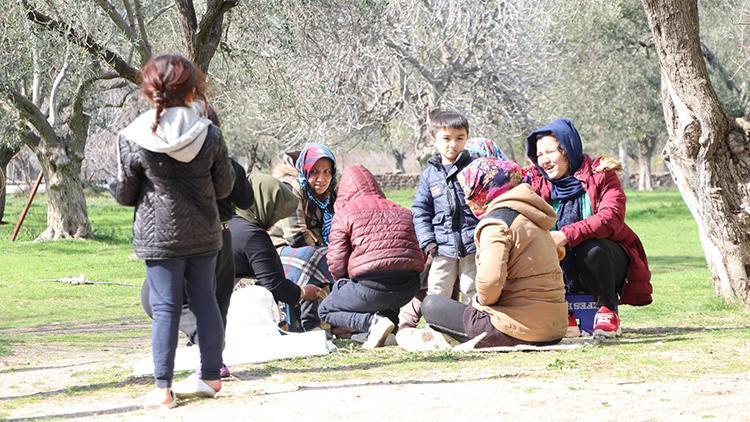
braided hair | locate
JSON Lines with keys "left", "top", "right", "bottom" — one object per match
{"left": 138, "top": 54, "right": 208, "bottom": 133}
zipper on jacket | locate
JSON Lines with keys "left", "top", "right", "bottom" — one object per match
{"left": 439, "top": 163, "right": 466, "bottom": 259}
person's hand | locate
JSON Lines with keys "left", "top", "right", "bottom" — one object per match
{"left": 425, "top": 244, "right": 437, "bottom": 257}
{"left": 300, "top": 284, "right": 322, "bottom": 301}
{"left": 550, "top": 230, "right": 567, "bottom": 248}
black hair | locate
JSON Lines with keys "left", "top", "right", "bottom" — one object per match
{"left": 430, "top": 110, "right": 470, "bottom": 136}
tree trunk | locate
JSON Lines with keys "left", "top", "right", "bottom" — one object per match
{"left": 637, "top": 154, "right": 653, "bottom": 191}
{"left": 619, "top": 141, "right": 631, "bottom": 189}
{"left": 0, "top": 143, "right": 20, "bottom": 224}
{"left": 638, "top": 149, "right": 654, "bottom": 191}
{"left": 0, "top": 165, "right": 5, "bottom": 224}
{"left": 412, "top": 106, "right": 433, "bottom": 166}
{"left": 391, "top": 149, "right": 406, "bottom": 173}
{"left": 642, "top": 0, "right": 750, "bottom": 304}
{"left": 33, "top": 141, "right": 93, "bottom": 240}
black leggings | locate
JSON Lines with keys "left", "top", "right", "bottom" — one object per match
{"left": 421, "top": 295, "right": 560, "bottom": 348}
{"left": 421, "top": 295, "right": 470, "bottom": 342}
{"left": 570, "top": 238, "right": 629, "bottom": 311}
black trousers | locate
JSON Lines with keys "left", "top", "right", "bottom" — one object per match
{"left": 421, "top": 295, "right": 560, "bottom": 348}
{"left": 318, "top": 271, "right": 420, "bottom": 333}
{"left": 569, "top": 238, "right": 629, "bottom": 311}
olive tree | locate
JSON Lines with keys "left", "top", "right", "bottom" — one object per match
{"left": 641, "top": 0, "right": 750, "bottom": 304}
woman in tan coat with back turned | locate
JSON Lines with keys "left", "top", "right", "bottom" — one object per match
{"left": 421, "top": 157, "right": 567, "bottom": 347}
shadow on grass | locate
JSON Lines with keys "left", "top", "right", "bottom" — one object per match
{"left": 232, "top": 351, "right": 487, "bottom": 380}
{"left": 648, "top": 255, "right": 707, "bottom": 272}
{"left": 262, "top": 371, "right": 522, "bottom": 397}
{"left": 3, "top": 405, "right": 143, "bottom": 421}
{"left": 599, "top": 325, "right": 750, "bottom": 347}
{"left": 0, "top": 374, "right": 152, "bottom": 403}
{"left": 0, "top": 361, "right": 102, "bottom": 375}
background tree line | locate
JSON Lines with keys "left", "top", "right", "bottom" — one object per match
{"left": 1, "top": 0, "right": 749, "bottom": 303}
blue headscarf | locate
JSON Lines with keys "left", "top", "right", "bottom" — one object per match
{"left": 465, "top": 137, "right": 508, "bottom": 160}
{"left": 526, "top": 118, "right": 584, "bottom": 201}
{"left": 295, "top": 143, "right": 336, "bottom": 245}
{"left": 526, "top": 118, "right": 586, "bottom": 288}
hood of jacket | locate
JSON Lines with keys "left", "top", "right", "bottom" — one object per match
{"left": 237, "top": 173, "right": 299, "bottom": 230}
{"left": 335, "top": 165, "right": 384, "bottom": 211}
{"left": 486, "top": 183, "right": 557, "bottom": 230}
{"left": 119, "top": 106, "right": 211, "bottom": 163}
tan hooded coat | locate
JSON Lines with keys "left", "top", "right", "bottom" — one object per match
{"left": 472, "top": 183, "right": 568, "bottom": 342}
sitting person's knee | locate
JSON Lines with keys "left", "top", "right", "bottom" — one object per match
{"left": 575, "top": 239, "right": 608, "bottom": 267}
{"left": 421, "top": 294, "right": 443, "bottom": 320}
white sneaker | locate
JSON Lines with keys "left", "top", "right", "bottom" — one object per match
{"left": 172, "top": 373, "right": 218, "bottom": 399}
{"left": 362, "top": 314, "right": 395, "bottom": 349}
{"left": 395, "top": 327, "right": 453, "bottom": 352}
{"left": 142, "top": 388, "right": 177, "bottom": 409}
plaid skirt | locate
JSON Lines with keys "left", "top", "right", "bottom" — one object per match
{"left": 278, "top": 245, "right": 334, "bottom": 287}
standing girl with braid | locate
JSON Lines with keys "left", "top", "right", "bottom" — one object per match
{"left": 114, "top": 54, "right": 233, "bottom": 409}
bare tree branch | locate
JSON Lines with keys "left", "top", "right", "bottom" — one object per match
{"left": 23, "top": 0, "right": 139, "bottom": 83}
{"left": 48, "top": 43, "right": 70, "bottom": 127}
{"left": 0, "top": 84, "right": 57, "bottom": 146}
{"left": 147, "top": 3, "right": 175, "bottom": 26}
{"left": 93, "top": 0, "right": 150, "bottom": 63}
{"left": 131, "top": 0, "right": 152, "bottom": 58}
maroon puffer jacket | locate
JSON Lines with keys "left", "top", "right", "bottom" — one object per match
{"left": 327, "top": 165, "right": 425, "bottom": 280}
{"left": 527, "top": 154, "right": 652, "bottom": 306}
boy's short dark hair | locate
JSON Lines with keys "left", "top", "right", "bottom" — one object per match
{"left": 430, "top": 110, "right": 470, "bottom": 136}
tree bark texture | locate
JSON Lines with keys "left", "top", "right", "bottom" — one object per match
{"left": 0, "top": 143, "right": 21, "bottom": 224}
{"left": 34, "top": 141, "right": 93, "bottom": 240}
{"left": 637, "top": 137, "right": 655, "bottom": 191}
{"left": 642, "top": 0, "right": 750, "bottom": 304}
{"left": 619, "top": 142, "right": 631, "bottom": 189}
{"left": 0, "top": 165, "right": 5, "bottom": 224}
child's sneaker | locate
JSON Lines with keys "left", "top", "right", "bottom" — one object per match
{"left": 362, "top": 314, "right": 395, "bottom": 349}
{"left": 565, "top": 312, "right": 581, "bottom": 338}
{"left": 593, "top": 306, "right": 621, "bottom": 338}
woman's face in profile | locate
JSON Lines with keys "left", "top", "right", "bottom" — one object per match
{"left": 308, "top": 158, "right": 333, "bottom": 196}
{"left": 536, "top": 136, "right": 570, "bottom": 180}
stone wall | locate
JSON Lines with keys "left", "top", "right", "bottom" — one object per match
{"left": 625, "top": 173, "right": 675, "bottom": 188}
{"left": 372, "top": 172, "right": 675, "bottom": 191}
{"left": 372, "top": 173, "right": 421, "bottom": 191}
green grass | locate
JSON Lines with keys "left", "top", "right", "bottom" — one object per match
{"left": 0, "top": 191, "right": 145, "bottom": 342}
{"left": 1, "top": 187, "right": 749, "bottom": 407}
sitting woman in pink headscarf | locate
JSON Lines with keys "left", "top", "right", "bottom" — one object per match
{"left": 270, "top": 143, "right": 337, "bottom": 331}
{"left": 421, "top": 157, "right": 568, "bottom": 348}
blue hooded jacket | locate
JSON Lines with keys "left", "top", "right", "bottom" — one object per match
{"left": 412, "top": 151, "right": 478, "bottom": 258}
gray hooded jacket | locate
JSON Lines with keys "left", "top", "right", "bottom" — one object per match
{"left": 114, "top": 106, "right": 234, "bottom": 259}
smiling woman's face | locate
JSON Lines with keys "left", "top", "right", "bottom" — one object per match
{"left": 308, "top": 158, "right": 333, "bottom": 196}
{"left": 536, "top": 135, "right": 569, "bottom": 180}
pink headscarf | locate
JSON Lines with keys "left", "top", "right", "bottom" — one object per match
{"left": 459, "top": 157, "right": 522, "bottom": 218}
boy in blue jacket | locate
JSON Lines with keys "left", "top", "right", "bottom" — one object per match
{"left": 412, "top": 110, "right": 479, "bottom": 305}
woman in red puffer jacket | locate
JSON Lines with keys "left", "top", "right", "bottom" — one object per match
{"left": 319, "top": 165, "right": 425, "bottom": 349}
{"left": 525, "top": 118, "right": 652, "bottom": 339}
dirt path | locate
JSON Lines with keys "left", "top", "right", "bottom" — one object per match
{"left": 2, "top": 339, "right": 749, "bottom": 421}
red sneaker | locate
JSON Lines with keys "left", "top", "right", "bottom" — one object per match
{"left": 565, "top": 312, "right": 581, "bottom": 338}
{"left": 593, "top": 306, "right": 621, "bottom": 338}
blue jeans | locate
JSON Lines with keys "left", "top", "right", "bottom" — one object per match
{"left": 318, "top": 271, "right": 420, "bottom": 333}
{"left": 146, "top": 254, "right": 223, "bottom": 388}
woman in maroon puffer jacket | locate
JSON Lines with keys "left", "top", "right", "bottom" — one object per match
{"left": 318, "top": 165, "right": 425, "bottom": 348}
